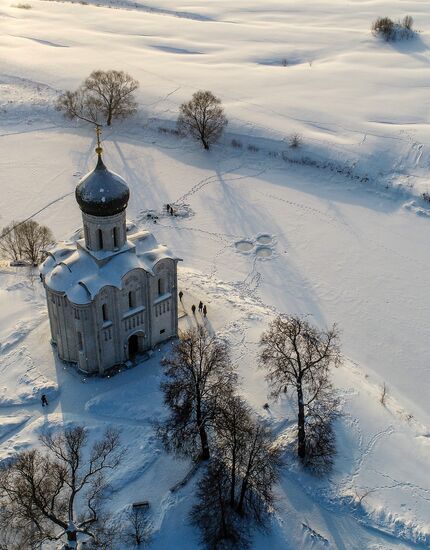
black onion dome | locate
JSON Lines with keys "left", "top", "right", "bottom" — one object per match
{"left": 75, "top": 155, "right": 130, "bottom": 217}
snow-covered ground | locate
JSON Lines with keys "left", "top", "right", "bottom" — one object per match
{"left": 1, "top": 1, "right": 430, "bottom": 548}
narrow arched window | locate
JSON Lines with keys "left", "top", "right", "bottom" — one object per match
{"left": 158, "top": 278, "right": 164, "bottom": 296}
{"left": 77, "top": 332, "right": 83, "bottom": 351}
{"left": 113, "top": 227, "right": 119, "bottom": 249}
{"left": 97, "top": 229, "right": 103, "bottom": 250}
{"left": 102, "top": 304, "right": 108, "bottom": 322}
{"left": 128, "top": 290, "right": 136, "bottom": 309}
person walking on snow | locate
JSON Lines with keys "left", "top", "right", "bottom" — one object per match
{"left": 198, "top": 301, "right": 203, "bottom": 313}
{"left": 203, "top": 305, "right": 207, "bottom": 317}
{"left": 191, "top": 304, "right": 196, "bottom": 315}
{"left": 41, "top": 394, "right": 48, "bottom": 407}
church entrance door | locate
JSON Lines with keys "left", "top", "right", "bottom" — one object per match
{"left": 128, "top": 334, "right": 139, "bottom": 361}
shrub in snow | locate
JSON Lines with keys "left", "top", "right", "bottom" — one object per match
{"left": 247, "top": 144, "right": 259, "bottom": 152}
{"left": 289, "top": 133, "right": 303, "bottom": 148}
{"left": 421, "top": 192, "right": 430, "bottom": 203}
{"left": 177, "top": 90, "right": 228, "bottom": 150}
{"left": 231, "top": 138, "right": 243, "bottom": 148}
{"left": 371, "top": 16, "right": 416, "bottom": 41}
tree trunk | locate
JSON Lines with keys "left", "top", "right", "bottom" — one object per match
{"left": 230, "top": 452, "right": 236, "bottom": 507}
{"left": 106, "top": 111, "right": 112, "bottom": 126}
{"left": 196, "top": 397, "right": 210, "bottom": 460}
{"left": 199, "top": 424, "right": 210, "bottom": 460}
{"left": 65, "top": 521, "right": 77, "bottom": 550}
{"left": 297, "top": 382, "right": 306, "bottom": 460}
{"left": 237, "top": 478, "right": 247, "bottom": 516}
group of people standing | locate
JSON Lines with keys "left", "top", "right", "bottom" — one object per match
{"left": 191, "top": 301, "right": 207, "bottom": 317}
{"left": 179, "top": 291, "right": 208, "bottom": 318}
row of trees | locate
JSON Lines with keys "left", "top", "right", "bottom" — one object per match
{"left": 0, "top": 316, "right": 340, "bottom": 548}
{"left": 56, "top": 70, "right": 227, "bottom": 151}
{"left": 157, "top": 316, "right": 340, "bottom": 547}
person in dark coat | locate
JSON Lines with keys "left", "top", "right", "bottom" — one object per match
{"left": 198, "top": 301, "right": 203, "bottom": 312}
{"left": 41, "top": 394, "right": 48, "bottom": 407}
{"left": 179, "top": 291, "right": 183, "bottom": 301}
{"left": 191, "top": 304, "right": 196, "bottom": 315}
{"left": 203, "top": 305, "right": 207, "bottom": 317}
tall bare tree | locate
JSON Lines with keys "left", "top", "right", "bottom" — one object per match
{"left": 0, "top": 220, "right": 53, "bottom": 265}
{"left": 157, "top": 325, "right": 237, "bottom": 460}
{"left": 259, "top": 315, "right": 341, "bottom": 463}
{"left": 0, "top": 426, "right": 124, "bottom": 549}
{"left": 56, "top": 70, "right": 139, "bottom": 127}
{"left": 177, "top": 90, "right": 227, "bottom": 150}
{"left": 190, "top": 459, "right": 247, "bottom": 549}
{"left": 192, "top": 395, "right": 282, "bottom": 549}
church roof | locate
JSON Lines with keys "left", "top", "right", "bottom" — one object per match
{"left": 41, "top": 231, "right": 179, "bottom": 305}
{"left": 75, "top": 155, "right": 130, "bottom": 217}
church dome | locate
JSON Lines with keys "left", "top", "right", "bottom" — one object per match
{"left": 76, "top": 155, "right": 130, "bottom": 217}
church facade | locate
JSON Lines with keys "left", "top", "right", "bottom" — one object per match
{"left": 40, "top": 150, "right": 180, "bottom": 375}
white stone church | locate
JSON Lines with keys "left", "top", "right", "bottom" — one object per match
{"left": 40, "top": 148, "right": 180, "bottom": 375}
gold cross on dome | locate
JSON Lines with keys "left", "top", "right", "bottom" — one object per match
{"left": 95, "top": 125, "right": 103, "bottom": 156}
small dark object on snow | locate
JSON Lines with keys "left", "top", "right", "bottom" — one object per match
{"left": 39, "top": 273, "right": 43, "bottom": 282}
{"left": 132, "top": 501, "right": 150, "bottom": 509}
{"left": 263, "top": 403, "right": 270, "bottom": 410}
{"left": 198, "top": 301, "right": 203, "bottom": 312}
{"left": 41, "top": 394, "right": 48, "bottom": 407}
{"left": 170, "top": 206, "right": 174, "bottom": 216}
{"left": 203, "top": 305, "right": 207, "bottom": 317}
{"left": 191, "top": 304, "right": 196, "bottom": 315}
{"left": 166, "top": 203, "right": 170, "bottom": 211}
{"left": 179, "top": 291, "right": 183, "bottom": 301}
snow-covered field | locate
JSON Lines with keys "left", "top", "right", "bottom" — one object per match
{"left": 1, "top": 1, "right": 430, "bottom": 548}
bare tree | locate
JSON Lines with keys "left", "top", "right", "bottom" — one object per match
{"left": 177, "top": 90, "right": 227, "bottom": 150}
{"left": 192, "top": 396, "right": 281, "bottom": 549}
{"left": 0, "top": 426, "right": 124, "bottom": 549}
{"left": 157, "top": 325, "right": 237, "bottom": 460}
{"left": 55, "top": 88, "right": 102, "bottom": 126}
{"left": 259, "top": 315, "right": 341, "bottom": 463}
{"left": 123, "top": 507, "right": 152, "bottom": 547}
{"left": 0, "top": 220, "right": 54, "bottom": 265}
{"left": 190, "top": 460, "right": 249, "bottom": 550}
{"left": 56, "top": 70, "right": 139, "bottom": 127}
